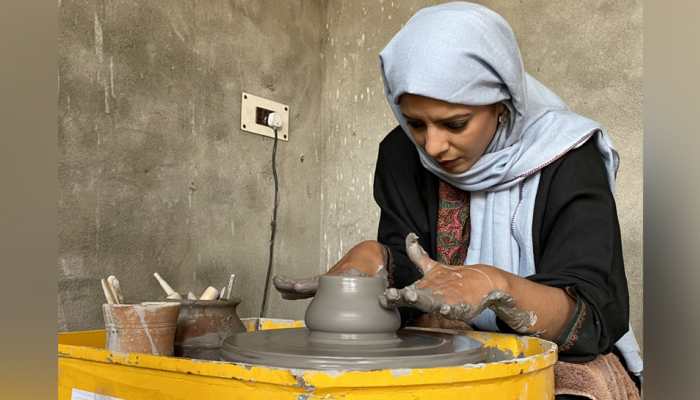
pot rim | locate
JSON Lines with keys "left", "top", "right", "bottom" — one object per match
{"left": 166, "top": 298, "right": 242, "bottom": 307}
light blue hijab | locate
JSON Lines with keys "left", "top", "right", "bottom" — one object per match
{"left": 379, "top": 1, "right": 641, "bottom": 374}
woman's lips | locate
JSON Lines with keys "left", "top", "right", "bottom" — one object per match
{"left": 438, "top": 158, "right": 460, "bottom": 169}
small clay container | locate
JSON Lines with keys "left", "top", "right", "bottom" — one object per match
{"left": 304, "top": 275, "right": 401, "bottom": 344}
{"left": 171, "top": 298, "right": 246, "bottom": 360}
{"left": 102, "top": 302, "right": 180, "bottom": 356}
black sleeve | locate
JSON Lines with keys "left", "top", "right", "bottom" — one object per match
{"left": 527, "top": 138, "right": 630, "bottom": 361}
{"left": 373, "top": 127, "right": 438, "bottom": 325}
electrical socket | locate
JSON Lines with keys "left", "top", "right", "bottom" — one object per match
{"left": 241, "top": 92, "right": 289, "bottom": 141}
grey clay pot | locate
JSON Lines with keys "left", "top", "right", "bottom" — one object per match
{"left": 304, "top": 275, "right": 401, "bottom": 344}
{"left": 221, "top": 274, "right": 486, "bottom": 369}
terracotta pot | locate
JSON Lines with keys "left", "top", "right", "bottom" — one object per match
{"left": 304, "top": 275, "right": 401, "bottom": 344}
{"left": 172, "top": 298, "right": 245, "bottom": 360}
{"left": 102, "top": 302, "right": 180, "bottom": 356}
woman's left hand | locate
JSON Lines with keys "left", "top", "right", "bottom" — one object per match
{"left": 379, "top": 233, "right": 537, "bottom": 332}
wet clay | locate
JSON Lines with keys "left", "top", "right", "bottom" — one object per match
{"left": 273, "top": 265, "right": 386, "bottom": 300}
{"left": 334, "top": 267, "right": 372, "bottom": 277}
{"left": 221, "top": 275, "right": 485, "bottom": 370}
{"left": 304, "top": 275, "right": 400, "bottom": 344}
{"left": 221, "top": 327, "right": 484, "bottom": 370}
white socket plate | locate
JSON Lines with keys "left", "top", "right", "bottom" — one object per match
{"left": 240, "top": 92, "right": 289, "bottom": 141}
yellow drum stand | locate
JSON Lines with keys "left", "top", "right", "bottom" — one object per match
{"left": 58, "top": 319, "right": 557, "bottom": 399}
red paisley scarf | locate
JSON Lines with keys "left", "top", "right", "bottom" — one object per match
{"left": 436, "top": 180, "right": 470, "bottom": 265}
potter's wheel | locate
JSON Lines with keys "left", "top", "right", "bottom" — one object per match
{"left": 221, "top": 275, "right": 485, "bottom": 370}
{"left": 221, "top": 327, "right": 484, "bottom": 370}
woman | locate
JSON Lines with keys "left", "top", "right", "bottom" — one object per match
{"left": 275, "top": 2, "right": 641, "bottom": 398}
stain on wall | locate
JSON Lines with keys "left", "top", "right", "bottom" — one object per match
{"left": 319, "top": 0, "right": 643, "bottom": 346}
{"left": 59, "top": 0, "right": 324, "bottom": 330}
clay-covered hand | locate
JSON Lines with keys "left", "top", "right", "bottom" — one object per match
{"left": 273, "top": 240, "right": 389, "bottom": 300}
{"left": 378, "top": 233, "right": 537, "bottom": 333}
{"left": 412, "top": 312, "right": 473, "bottom": 331}
{"left": 272, "top": 275, "right": 321, "bottom": 300}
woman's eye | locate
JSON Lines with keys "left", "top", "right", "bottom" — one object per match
{"left": 407, "top": 120, "right": 425, "bottom": 129}
{"left": 445, "top": 120, "right": 469, "bottom": 131}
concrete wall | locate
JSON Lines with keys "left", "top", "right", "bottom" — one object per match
{"left": 58, "top": 0, "right": 324, "bottom": 330}
{"left": 319, "top": 0, "right": 643, "bottom": 346}
{"left": 59, "top": 0, "right": 642, "bottom": 346}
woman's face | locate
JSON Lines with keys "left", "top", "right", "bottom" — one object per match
{"left": 399, "top": 94, "right": 504, "bottom": 174}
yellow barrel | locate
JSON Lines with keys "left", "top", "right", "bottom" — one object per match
{"left": 58, "top": 318, "right": 557, "bottom": 399}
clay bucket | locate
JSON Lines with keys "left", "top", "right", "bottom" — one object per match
{"left": 102, "top": 302, "right": 180, "bottom": 356}
{"left": 171, "top": 298, "right": 246, "bottom": 360}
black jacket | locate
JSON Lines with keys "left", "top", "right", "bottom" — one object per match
{"left": 373, "top": 126, "right": 630, "bottom": 361}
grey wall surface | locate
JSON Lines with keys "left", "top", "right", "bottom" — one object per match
{"left": 319, "top": 0, "right": 643, "bottom": 346}
{"left": 58, "top": 0, "right": 323, "bottom": 330}
{"left": 59, "top": 0, "right": 642, "bottom": 347}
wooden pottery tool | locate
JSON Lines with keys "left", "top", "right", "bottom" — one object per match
{"left": 199, "top": 286, "right": 219, "bottom": 301}
{"left": 101, "top": 278, "right": 116, "bottom": 305}
{"left": 225, "top": 274, "right": 236, "bottom": 300}
{"left": 153, "top": 272, "right": 182, "bottom": 300}
{"left": 107, "top": 275, "right": 124, "bottom": 304}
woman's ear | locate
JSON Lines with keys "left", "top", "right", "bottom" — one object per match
{"left": 497, "top": 102, "right": 506, "bottom": 115}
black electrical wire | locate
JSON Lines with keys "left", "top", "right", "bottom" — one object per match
{"left": 259, "top": 124, "right": 279, "bottom": 319}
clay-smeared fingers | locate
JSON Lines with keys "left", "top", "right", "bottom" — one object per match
{"left": 404, "top": 286, "right": 444, "bottom": 313}
{"left": 379, "top": 287, "right": 412, "bottom": 309}
{"left": 292, "top": 275, "right": 320, "bottom": 294}
{"left": 405, "top": 233, "right": 438, "bottom": 274}
{"left": 481, "top": 290, "right": 537, "bottom": 333}
{"left": 378, "top": 287, "right": 401, "bottom": 309}
{"left": 379, "top": 284, "right": 443, "bottom": 313}
{"left": 272, "top": 275, "right": 320, "bottom": 300}
{"left": 438, "top": 303, "right": 477, "bottom": 322}
{"left": 272, "top": 274, "right": 295, "bottom": 291}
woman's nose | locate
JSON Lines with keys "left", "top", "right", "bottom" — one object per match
{"left": 424, "top": 127, "right": 449, "bottom": 158}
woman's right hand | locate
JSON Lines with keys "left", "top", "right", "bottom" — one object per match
{"left": 273, "top": 240, "right": 388, "bottom": 300}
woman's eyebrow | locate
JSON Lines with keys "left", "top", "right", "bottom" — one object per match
{"left": 401, "top": 113, "right": 421, "bottom": 121}
{"left": 434, "top": 113, "right": 472, "bottom": 123}
{"left": 401, "top": 113, "right": 472, "bottom": 122}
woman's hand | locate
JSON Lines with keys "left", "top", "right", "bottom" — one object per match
{"left": 379, "top": 233, "right": 538, "bottom": 333}
{"left": 412, "top": 313, "right": 473, "bottom": 331}
{"left": 273, "top": 240, "right": 388, "bottom": 300}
